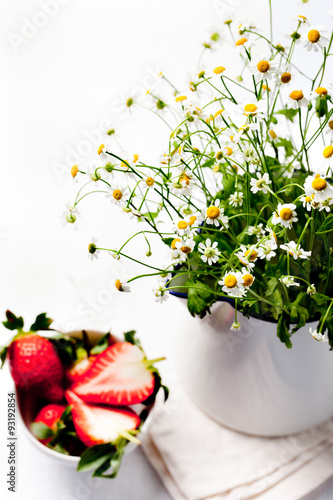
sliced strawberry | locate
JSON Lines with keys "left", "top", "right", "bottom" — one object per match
{"left": 33, "top": 404, "right": 67, "bottom": 445}
{"left": 65, "top": 390, "right": 141, "bottom": 447}
{"left": 66, "top": 356, "right": 96, "bottom": 385}
{"left": 72, "top": 342, "right": 160, "bottom": 406}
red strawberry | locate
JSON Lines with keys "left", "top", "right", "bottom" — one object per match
{"left": 72, "top": 342, "right": 163, "bottom": 406}
{"left": 66, "top": 356, "right": 96, "bottom": 385}
{"left": 65, "top": 390, "right": 141, "bottom": 447}
{"left": 33, "top": 404, "right": 67, "bottom": 445}
{"left": 8, "top": 334, "right": 64, "bottom": 402}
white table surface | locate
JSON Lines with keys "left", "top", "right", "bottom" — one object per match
{"left": 1, "top": 0, "right": 333, "bottom": 498}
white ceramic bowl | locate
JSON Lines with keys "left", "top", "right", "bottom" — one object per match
{"left": 16, "top": 330, "right": 153, "bottom": 464}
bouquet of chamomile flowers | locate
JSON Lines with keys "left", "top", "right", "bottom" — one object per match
{"left": 64, "top": 4, "right": 333, "bottom": 349}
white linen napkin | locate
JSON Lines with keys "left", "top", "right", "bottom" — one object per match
{"left": 142, "top": 387, "right": 333, "bottom": 500}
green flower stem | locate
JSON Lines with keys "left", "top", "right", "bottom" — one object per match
{"left": 296, "top": 217, "right": 313, "bottom": 249}
{"left": 75, "top": 190, "right": 108, "bottom": 205}
{"left": 319, "top": 299, "right": 333, "bottom": 333}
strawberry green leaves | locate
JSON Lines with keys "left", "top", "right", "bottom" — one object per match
{"left": 3, "top": 311, "right": 24, "bottom": 331}
{"left": 78, "top": 441, "right": 127, "bottom": 478}
{"left": 30, "top": 313, "right": 53, "bottom": 332}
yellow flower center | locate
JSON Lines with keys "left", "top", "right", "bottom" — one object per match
{"left": 243, "top": 274, "right": 254, "bottom": 287}
{"left": 281, "top": 72, "right": 291, "bottom": 84}
{"left": 188, "top": 215, "right": 197, "bottom": 226}
{"left": 175, "top": 95, "right": 187, "bottom": 102}
{"left": 315, "top": 87, "right": 327, "bottom": 96}
{"left": 244, "top": 103, "right": 258, "bottom": 113}
{"left": 213, "top": 66, "right": 225, "bottom": 74}
{"left": 206, "top": 206, "right": 220, "bottom": 219}
{"left": 115, "top": 279, "right": 123, "bottom": 291}
{"left": 308, "top": 29, "right": 320, "bottom": 43}
{"left": 289, "top": 90, "right": 304, "bottom": 101}
{"left": 225, "top": 275, "right": 237, "bottom": 288}
{"left": 269, "top": 130, "right": 277, "bottom": 139}
{"left": 71, "top": 164, "right": 79, "bottom": 178}
{"left": 179, "top": 171, "right": 191, "bottom": 185}
{"left": 214, "top": 109, "right": 224, "bottom": 118}
{"left": 262, "top": 84, "right": 271, "bottom": 91}
{"left": 113, "top": 189, "right": 123, "bottom": 200}
{"left": 312, "top": 174, "right": 327, "bottom": 191}
{"left": 323, "top": 146, "right": 333, "bottom": 159}
{"left": 97, "top": 144, "right": 105, "bottom": 155}
{"left": 299, "top": 15, "right": 307, "bottom": 20}
{"left": 146, "top": 176, "right": 155, "bottom": 186}
{"left": 235, "top": 37, "right": 247, "bottom": 46}
{"left": 180, "top": 245, "right": 192, "bottom": 254}
{"left": 257, "top": 60, "right": 270, "bottom": 73}
{"left": 177, "top": 220, "right": 188, "bottom": 230}
{"left": 244, "top": 249, "right": 258, "bottom": 261}
{"left": 305, "top": 196, "right": 312, "bottom": 202}
{"left": 225, "top": 147, "right": 233, "bottom": 156}
{"left": 279, "top": 208, "right": 293, "bottom": 221}
{"left": 120, "top": 161, "right": 129, "bottom": 171}
{"left": 171, "top": 238, "right": 180, "bottom": 250}
{"left": 133, "top": 154, "right": 139, "bottom": 163}
{"left": 328, "top": 120, "right": 333, "bottom": 130}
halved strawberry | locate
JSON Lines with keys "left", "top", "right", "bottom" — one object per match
{"left": 65, "top": 390, "right": 141, "bottom": 447}
{"left": 33, "top": 404, "right": 67, "bottom": 445}
{"left": 66, "top": 356, "right": 96, "bottom": 385}
{"left": 72, "top": 342, "right": 163, "bottom": 406}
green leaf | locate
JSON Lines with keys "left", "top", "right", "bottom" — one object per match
{"left": 222, "top": 172, "right": 235, "bottom": 197}
{"left": 30, "top": 422, "right": 55, "bottom": 440}
{"left": 0, "top": 346, "right": 8, "bottom": 368}
{"left": 123, "top": 330, "right": 141, "bottom": 347}
{"left": 277, "top": 313, "right": 292, "bottom": 348}
{"left": 265, "top": 277, "right": 279, "bottom": 298}
{"left": 90, "top": 332, "right": 111, "bottom": 354}
{"left": 275, "top": 138, "right": 294, "bottom": 157}
{"left": 316, "top": 214, "right": 333, "bottom": 234}
{"left": 78, "top": 443, "right": 114, "bottom": 472}
{"left": 275, "top": 108, "right": 298, "bottom": 122}
{"left": 162, "top": 237, "right": 174, "bottom": 247}
{"left": 185, "top": 280, "right": 215, "bottom": 319}
{"left": 30, "top": 313, "right": 53, "bottom": 331}
{"left": 93, "top": 444, "right": 126, "bottom": 478}
{"left": 2, "top": 310, "right": 24, "bottom": 331}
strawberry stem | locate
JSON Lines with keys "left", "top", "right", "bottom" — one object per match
{"left": 145, "top": 356, "right": 166, "bottom": 368}
{"left": 119, "top": 431, "right": 141, "bottom": 445}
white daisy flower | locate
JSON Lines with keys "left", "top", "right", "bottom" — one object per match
{"left": 258, "top": 238, "right": 278, "bottom": 260}
{"left": 242, "top": 100, "right": 266, "bottom": 118}
{"left": 159, "top": 152, "right": 172, "bottom": 165}
{"left": 170, "top": 238, "right": 187, "bottom": 262}
{"left": 230, "top": 322, "right": 241, "bottom": 331}
{"left": 248, "top": 55, "right": 278, "bottom": 83}
{"left": 87, "top": 237, "right": 100, "bottom": 261}
{"left": 119, "top": 153, "right": 139, "bottom": 178}
{"left": 318, "top": 198, "right": 333, "bottom": 212}
{"left": 152, "top": 284, "right": 169, "bottom": 303}
{"left": 229, "top": 191, "right": 244, "bottom": 207}
{"left": 280, "top": 241, "right": 311, "bottom": 260}
{"left": 239, "top": 147, "right": 260, "bottom": 165}
{"left": 142, "top": 172, "right": 157, "bottom": 189}
{"left": 307, "top": 284, "right": 317, "bottom": 295}
{"left": 300, "top": 194, "right": 314, "bottom": 211}
{"left": 236, "top": 245, "right": 259, "bottom": 268}
{"left": 301, "top": 25, "right": 329, "bottom": 52}
{"left": 275, "top": 66, "right": 294, "bottom": 87}
{"left": 250, "top": 172, "right": 272, "bottom": 194}
{"left": 304, "top": 173, "right": 333, "bottom": 202}
{"left": 283, "top": 160, "right": 301, "bottom": 179}
{"left": 234, "top": 123, "right": 259, "bottom": 143}
{"left": 288, "top": 90, "right": 309, "bottom": 109}
{"left": 175, "top": 237, "right": 196, "bottom": 256}
{"left": 173, "top": 219, "right": 191, "bottom": 237}
{"left": 86, "top": 165, "right": 102, "bottom": 182}
{"left": 309, "top": 86, "right": 331, "bottom": 102}
{"left": 310, "top": 327, "right": 329, "bottom": 342}
{"left": 219, "top": 271, "right": 246, "bottom": 297}
{"left": 204, "top": 200, "right": 229, "bottom": 228}
{"left": 280, "top": 276, "right": 300, "bottom": 287}
{"left": 272, "top": 203, "right": 298, "bottom": 229}
{"left": 241, "top": 267, "right": 255, "bottom": 288}
{"left": 247, "top": 223, "right": 265, "bottom": 239}
{"left": 113, "top": 277, "right": 131, "bottom": 293}
{"left": 198, "top": 238, "right": 221, "bottom": 265}
{"left": 61, "top": 203, "right": 80, "bottom": 228}
{"left": 105, "top": 185, "right": 128, "bottom": 207}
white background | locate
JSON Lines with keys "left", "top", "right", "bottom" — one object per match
{"left": 1, "top": 0, "right": 333, "bottom": 498}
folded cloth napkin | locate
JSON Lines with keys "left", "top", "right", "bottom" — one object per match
{"left": 142, "top": 387, "right": 333, "bottom": 500}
